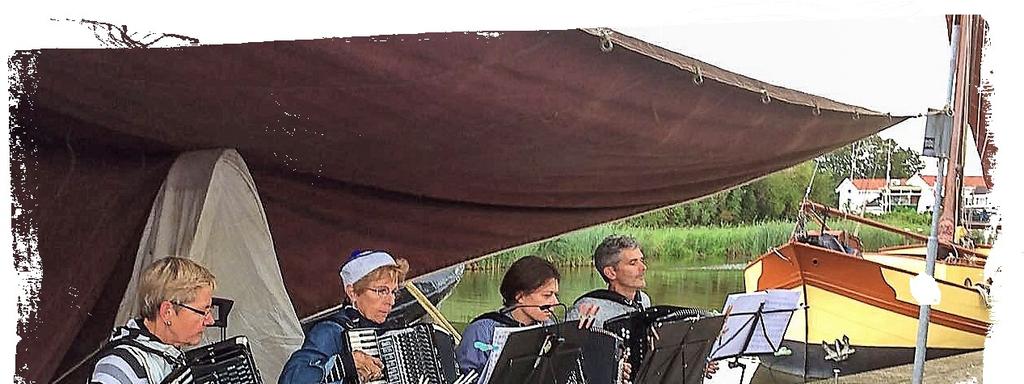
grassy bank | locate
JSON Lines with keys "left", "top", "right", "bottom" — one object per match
{"left": 472, "top": 218, "right": 929, "bottom": 270}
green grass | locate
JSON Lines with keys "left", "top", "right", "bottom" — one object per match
{"left": 472, "top": 215, "right": 928, "bottom": 270}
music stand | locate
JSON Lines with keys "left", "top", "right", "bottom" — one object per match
{"left": 485, "top": 321, "right": 618, "bottom": 384}
{"left": 625, "top": 313, "right": 725, "bottom": 384}
{"left": 707, "top": 290, "right": 800, "bottom": 384}
{"left": 208, "top": 297, "right": 234, "bottom": 342}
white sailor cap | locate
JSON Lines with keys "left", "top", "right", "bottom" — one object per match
{"left": 340, "top": 250, "right": 398, "bottom": 286}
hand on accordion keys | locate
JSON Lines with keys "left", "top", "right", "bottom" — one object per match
{"left": 353, "top": 350, "right": 383, "bottom": 383}
{"left": 576, "top": 303, "right": 600, "bottom": 329}
{"left": 703, "top": 360, "right": 720, "bottom": 379}
{"left": 615, "top": 346, "right": 632, "bottom": 384}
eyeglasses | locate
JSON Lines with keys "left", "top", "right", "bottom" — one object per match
{"left": 366, "top": 286, "right": 398, "bottom": 298}
{"left": 173, "top": 301, "right": 213, "bottom": 319}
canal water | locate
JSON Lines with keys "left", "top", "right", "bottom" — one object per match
{"left": 437, "top": 260, "right": 745, "bottom": 332}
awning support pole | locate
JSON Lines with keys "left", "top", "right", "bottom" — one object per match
{"left": 911, "top": 14, "right": 964, "bottom": 384}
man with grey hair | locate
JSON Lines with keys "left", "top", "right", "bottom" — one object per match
{"left": 567, "top": 234, "right": 651, "bottom": 327}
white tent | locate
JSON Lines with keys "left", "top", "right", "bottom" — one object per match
{"left": 115, "top": 149, "right": 305, "bottom": 381}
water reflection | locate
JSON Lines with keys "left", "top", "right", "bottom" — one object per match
{"left": 438, "top": 261, "right": 745, "bottom": 331}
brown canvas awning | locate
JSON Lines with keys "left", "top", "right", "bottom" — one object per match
{"left": 10, "top": 29, "right": 906, "bottom": 383}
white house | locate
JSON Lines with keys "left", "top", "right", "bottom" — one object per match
{"left": 836, "top": 177, "right": 921, "bottom": 214}
{"left": 909, "top": 174, "right": 990, "bottom": 212}
{"left": 835, "top": 173, "right": 991, "bottom": 215}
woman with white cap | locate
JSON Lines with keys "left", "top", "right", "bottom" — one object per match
{"left": 279, "top": 250, "right": 410, "bottom": 384}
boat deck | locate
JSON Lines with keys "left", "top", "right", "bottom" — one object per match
{"left": 809, "top": 351, "right": 983, "bottom": 383}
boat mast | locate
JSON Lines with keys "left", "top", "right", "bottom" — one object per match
{"left": 937, "top": 15, "right": 977, "bottom": 244}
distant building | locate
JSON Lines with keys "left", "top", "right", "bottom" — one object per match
{"left": 835, "top": 177, "right": 919, "bottom": 215}
{"left": 835, "top": 174, "right": 993, "bottom": 225}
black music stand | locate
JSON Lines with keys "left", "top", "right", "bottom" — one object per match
{"left": 208, "top": 297, "right": 234, "bottom": 342}
{"left": 707, "top": 291, "right": 800, "bottom": 384}
{"left": 604, "top": 305, "right": 717, "bottom": 384}
{"left": 485, "top": 320, "right": 619, "bottom": 384}
{"left": 627, "top": 314, "right": 724, "bottom": 384}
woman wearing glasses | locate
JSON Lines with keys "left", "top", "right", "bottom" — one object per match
{"left": 90, "top": 257, "right": 216, "bottom": 384}
{"left": 279, "top": 250, "right": 410, "bottom": 384}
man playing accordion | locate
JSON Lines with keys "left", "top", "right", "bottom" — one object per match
{"left": 567, "top": 235, "right": 651, "bottom": 327}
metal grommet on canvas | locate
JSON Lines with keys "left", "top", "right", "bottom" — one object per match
{"left": 761, "top": 89, "right": 771, "bottom": 104}
{"left": 599, "top": 29, "right": 614, "bottom": 53}
{"left": 693, "top": 66, "right": 704, "bottom": 85}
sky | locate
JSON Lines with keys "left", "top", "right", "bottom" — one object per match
{"left": 3, "top": 1, "right": 1021, "bottom": 383}
{"left": 617, "top": 17, "right": 984, "bottom": 176}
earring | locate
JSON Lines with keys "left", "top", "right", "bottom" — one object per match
{"left": 164, "top": 320, "right": 172, "bottom": 326}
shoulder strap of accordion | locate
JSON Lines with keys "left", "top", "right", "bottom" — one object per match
{"left": 117, "top": 339, "right": 187, "bottom": 368}
{"left": 575, "top": 289, "right": 635, "bottom": 306}
{"left": 470, "top": 311, "right": 522, "bottom": 327}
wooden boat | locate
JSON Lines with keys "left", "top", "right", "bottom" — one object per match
{"left": 744, "top": 232, "right": 989, "bottom": 380}
{"left": 803, "top": 201, "right": 990, "bottom": 291}
{"left": 864, "top": 248, "right": 986, "bottom": 288}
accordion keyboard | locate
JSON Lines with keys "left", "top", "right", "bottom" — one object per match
{"left": 346, "top": 324, "right": 454, "bottom": 384}
{"left": 184, "top": 336, "right": 263, "bottom": 384}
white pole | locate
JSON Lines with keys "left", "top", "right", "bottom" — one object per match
{"left": 911, "top": 15, "right": 962, "bottom": 384}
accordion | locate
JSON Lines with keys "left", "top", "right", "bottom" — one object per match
{"left": 604, "top": 306, "right": 716, "bottom": 383}
{"left": 328, "top": 323, "right": 458, "bottom": 384}
{"left": 182, "top": 336, "right": 264, "bottom": 384}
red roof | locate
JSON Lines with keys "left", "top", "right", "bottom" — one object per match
{"left": 851, "top": 178, "right": 906, "bottom": 190}
{"left": 920, "top": 175, "right": 988, "bottom": 188}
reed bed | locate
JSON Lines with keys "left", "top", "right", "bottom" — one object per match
{"left": 470, "top": 219, "right": 928, "bottom": 270}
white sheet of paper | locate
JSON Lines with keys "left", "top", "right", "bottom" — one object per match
{"left": 479, "top": 323, "right": 544, "bottom": 384}
{"left": 709, "top": 290, "right": 799, "bottom": 360}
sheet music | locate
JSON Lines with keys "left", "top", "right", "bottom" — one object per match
{"left": 709, "top": 290, "right": 800, "bottom": 360}
{"left": 760, "top": 289, "right": 801, "bottom": 352}
{"left": 478, "top": 324, "right": 543, "bottom": 384}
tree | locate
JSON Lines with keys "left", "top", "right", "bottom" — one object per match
{"left": 622, "top": 159, "right": 839, "bottom": 228}
{"left": 818, "top": 135, "right": 924, "bottom": 180}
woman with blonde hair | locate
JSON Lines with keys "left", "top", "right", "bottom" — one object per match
{"left": 90, "top": 257, "right": 216, "bottom": 384}
{"left": 279, "top": 250, "right": 410, "bottom": 384}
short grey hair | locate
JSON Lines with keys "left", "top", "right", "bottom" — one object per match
{"left": 593, "top": 235, "right": 639, "bottom": 283}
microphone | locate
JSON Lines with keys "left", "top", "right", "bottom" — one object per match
{"left": 499, "top": 303, "right": 563, "bottom": 313}
{"left": 500, "top": 303, "right": 569, "bottom": 324}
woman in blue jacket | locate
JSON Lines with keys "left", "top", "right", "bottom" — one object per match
{"left": 279, "top": 250, "right": 410, "bottom": 384}
{"left": 455, "top": 256, "right": 599, "bottom": 379}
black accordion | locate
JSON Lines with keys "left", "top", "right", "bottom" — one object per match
{"left": 331, "top": 323, "right": 459, "bottom": 384}
{"left": 604, "top": 306, "right": 716, "bottom": 384}
{"left": 182, "top": 336, "right": 264, "bottom": 384}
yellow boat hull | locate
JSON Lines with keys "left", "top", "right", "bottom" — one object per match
{"left": 744, "top": 242, "right": 989, "bottom": 379}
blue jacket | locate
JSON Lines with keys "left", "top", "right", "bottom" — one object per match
{"left": 279, "top": 306, "right": 381, "bottom": 384}
{"left": 455, "top": 310, "right": 523, "bottom": 380}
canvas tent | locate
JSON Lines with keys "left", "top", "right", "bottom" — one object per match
{"left": 10, "top": 28, "right": 908, "bottom": 383}
{"left": 115, "top": 148, "right": 305, "bottom": 381}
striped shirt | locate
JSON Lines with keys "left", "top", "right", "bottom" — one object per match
{"left": 90, "top": 319, "right": 187, "bottom": 384}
